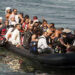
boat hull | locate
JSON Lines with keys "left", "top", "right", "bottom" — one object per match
{"left": 4, "top": 42, "right": 75, "bottom": 68}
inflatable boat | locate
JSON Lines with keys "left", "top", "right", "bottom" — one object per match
{"left": 4, "top": 42, "right": 75, "bottom": 68}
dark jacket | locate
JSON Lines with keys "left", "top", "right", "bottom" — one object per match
{"left": 23, "top": 30, "right": 33, "bottom": 48}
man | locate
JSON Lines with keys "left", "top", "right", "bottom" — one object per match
{"left": 9, "top": 24, "right": 21, "bottom": 47}
{"left": 38, "top": 30, "right": 54, "bottom": 53}
{"left": 9, "top": 9, "right": 23, "bottom": 24}
{"left": 23, "top": 25, "right": 33, "bottom": 49}
{"left": 5, "top": 7, "right": 11, "bottom": 20}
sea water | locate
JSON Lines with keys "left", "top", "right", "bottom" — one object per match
{"left": 0, "top": 0, "right": 75, "bottom": 29}
{"left": 0, "top": 0, "right": 75, "bottom": 75}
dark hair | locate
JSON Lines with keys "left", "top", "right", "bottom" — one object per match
{"left": 50, "top": 23, "right": 55, "bottom": 26}
{"left": 25, "top": 15, "right": 29, "bottom": 19}
{"left": 19, "top": 12, "right": 24, "bottom": 17}
{"left": 39, "top": 21, "right": 42, "bottom": 25}
{"left": 9, "top": 9, "right": 12, "bottom": 14}
{"left": 62, "top": 32, "right": 67, "bottom": 35}
{"left": 33, "top": 27, "right": 43, "bottom": 36}
{"left": 43, "top": 20, "right": 47, "bottom": 23}
{"left": 13, "top": 8, "right": 17, "bottom": 11}
{"left": 33, "top": 16, "right": 38, "bottom": 19}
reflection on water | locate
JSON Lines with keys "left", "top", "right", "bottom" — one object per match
{"left": 0, "top": 47, "right": 75, "bottom": 75}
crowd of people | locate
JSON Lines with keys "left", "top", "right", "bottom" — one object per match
{"left": 0, "top": 7, "right": 75, "bottom": 54}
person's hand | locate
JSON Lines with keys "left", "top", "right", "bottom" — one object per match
{"left": 66, "top": 43, "right": 70, "bottom": 49}
{"left": 16, "top": 44, "right": 20, "bottom": 47}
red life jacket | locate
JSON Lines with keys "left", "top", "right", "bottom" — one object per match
{"left": 22, "top": 22, "right": 29, "bottom": 30}
{"left": 1, "top": 28, "right": 7, "bottom": 36}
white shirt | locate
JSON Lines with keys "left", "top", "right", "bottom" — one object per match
{"left": 5, "top": 28, "right": 13, "bottom": 40}
{"left": 9, "top": 14, "right": 19, "bottom": 25}
{"left": 9, "top": 29, "right": 20, "bottom": 45}
{"left": 15, "top": 15, "right": 19, "bottom": 24}
{"left": 9, "top": 21, "right": 17, "bottom": 26}
{"left": 38, "top": 35, "right": 50, "bottom": 52}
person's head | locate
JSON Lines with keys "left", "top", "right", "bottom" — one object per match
{"left": 4, "top": 20, "right": 9, "bottom": 26}
{"left": 33, "top": 26, "right": 37, "bottom": 32}
{"left": 13, "top": 9, "right": 17, "bottom": 15}
{"left": 6, "top": 7, "right": 11, "bottom": 14}
{"left": 37, "top": 30, "right": 43, "bottom": 37}
{"left": 19, "top": 12, "right": 24, "bottom": 18}
{"left": 43, "top": 31, "right": 48, "bottom": 37}
{"left": 24, "top": 15, "right": 30, "bottom": 23}
{"left": 15, "top": 24, "right": 21, "bottom": 30}
{"left": 34, "top": 22, "right": 39, "bottom": 27}
{"left": 49, "top": 23, "right": 55, "bottom": 28}
{"left": 33, "top": 16, "right": 38, "bottom": 20}
{"left": 32, "top": 34, "right": 37, "bottom": 40}
{"left": 42, "top": 20, "right": 48, "bottom": 27}
{"left": 29, "top": 25, "right": 33, "bottom": 31}
{"left": 25, "top": 15, "right": 29, "bottom": 19}
{"left": 25, "top": 18, "right": 29, "bottom": 24}
{"left": 11, "top": 16, "right": 15, "bottom": 21}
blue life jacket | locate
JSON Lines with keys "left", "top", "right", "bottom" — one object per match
{"left": 30, "top": 41, "right": 37, "bottom": 53}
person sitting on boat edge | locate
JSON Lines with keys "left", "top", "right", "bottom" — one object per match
{"left": 9, "top": 24, "right": 21, "bottom": 47}
{"left": 38, "top": 30, "right": 54, "bottom": 54}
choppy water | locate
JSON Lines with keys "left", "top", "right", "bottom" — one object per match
{"left": 0, "top": 0, "right": 75, "bottom": 29}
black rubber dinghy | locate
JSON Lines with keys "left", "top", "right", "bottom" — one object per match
{"left": 4, "top": 42, "right": 75, "bottom": 68}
